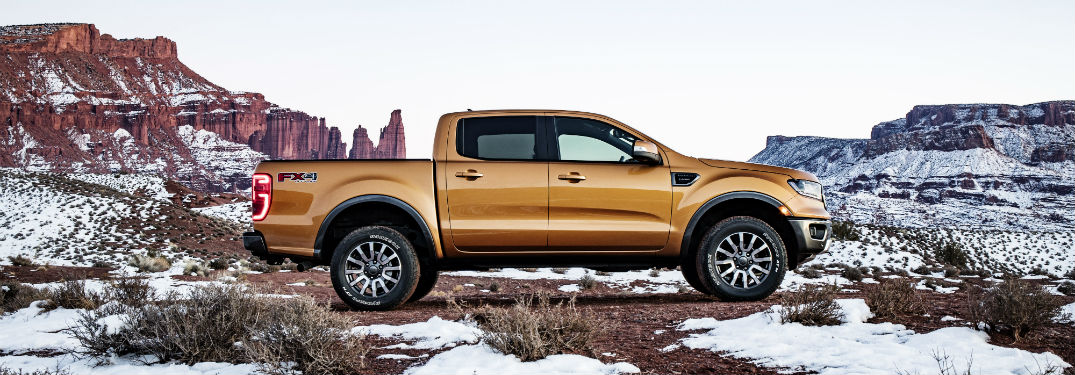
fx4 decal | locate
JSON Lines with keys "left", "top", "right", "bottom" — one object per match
{"left": 277, "top": 172, "right": 318, "bottom": 183}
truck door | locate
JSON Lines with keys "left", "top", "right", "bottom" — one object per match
{"left": 445, "top": 115, "right": 549, "bottom": 252}
{"left": 547, "top": 116, "right": 672, "bottom": 251}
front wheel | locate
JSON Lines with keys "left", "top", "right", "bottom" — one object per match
{"left": 693, "top": 216, "right": 787, "bottom": 301}
{"left": 330, "top": 226, "right": 420, "bottom": 311}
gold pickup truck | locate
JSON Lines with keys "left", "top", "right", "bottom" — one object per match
{"left": 243, "top": 110, "right": 831, "bottom": 310}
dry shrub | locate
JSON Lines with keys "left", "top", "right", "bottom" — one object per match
{"left": 182, "top": 261, "right": 209, "bottom": 277}
{"left": 42, "top": 279, "right": 103, "bottom": 311}
{"left": 7, "top": 255, "right": 34, "bottom": 267}
{"left": 1057, "top": 281, "right": 1075, "bottom": 296}
{"left": 208, "top": 258, "right": 230, "bottom": 270}
{"left": 550, "top": 268, "right": 568, "bottom": 274}
{"left": 865, "top": 278, "right": 922, "bottom": 319}
{"left": 935, "top": 242, "right": 968, "bottom": 269}
{"left": 105, "top": 278, "right": 153, "bottom": 308}
{"left": 578, "top": 274, "right": 597, "bottom": 290}
{"left": 470, "top": 294, "right": 601, "bottom": 361}
{"left": 0, "top": 365, "right": 70, "bottom": 375}
{"left": 128, "top": 254, "right": 171, "bottom": 273}
{"left": 798, "top": 268, "right": 823, "bottom": 279}
{"left": 244, "top": 296, "right": 369, "bottom": 375}
{"left": 779, "top": 284, "right": 844, "bottom": 326}
{"left": 840, "top": 266, "right": 863, "bottom": 282}
{"left": 68, "top": 283, "right": 369, "bottom": 373}
{"left": 967, "top": 277, "right": 1065, "bottom": 341}
{"left": 1, "top": 282, "right": 49, "bottom": 313}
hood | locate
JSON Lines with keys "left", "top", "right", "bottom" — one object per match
{"left": 698, "top": 158, "right": 819, "bottom": 181}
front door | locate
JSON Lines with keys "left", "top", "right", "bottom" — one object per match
{"left": 547, "top": 116, "right": 672, "bottom": 251}
{"left": 445, "top": 115, "right": 549, "bottom": 252}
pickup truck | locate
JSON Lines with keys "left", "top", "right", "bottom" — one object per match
{"left": 243, "top": 110, "right": 831, "bottom": 310}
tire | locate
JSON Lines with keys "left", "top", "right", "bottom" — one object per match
{"left": 681, "top": 263, "right": 715, "bottom": 295}
{"left": 330, "top": 226, "right": 420, "bottom": 311}
{"left": 407, "top": 268, "right": 439, "bottom": 302}
{"left": 693, "top": 216, "right": 786, "bottom": 301}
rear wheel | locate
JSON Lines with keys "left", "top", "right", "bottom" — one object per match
{"left": 693, "top": 216, "right": 786, "bottom": 301}
{"left": 407, "top": 268, "right": 439, "bottom": 302}
{"left": 330, "top": 226, "right": 420, "bottom": 311}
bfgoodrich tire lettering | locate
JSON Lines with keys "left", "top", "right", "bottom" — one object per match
{"left": 330, "top": 226, "right": 420, "bottom": 311}
{"left": 694, "top": 216, "right": 786, "bottom": 301}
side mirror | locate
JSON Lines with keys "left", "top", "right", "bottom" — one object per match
{"left": 632, "top": 140, "right": 662, "bottom": 165}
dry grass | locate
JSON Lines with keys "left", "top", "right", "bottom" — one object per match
{"left": 578, "top": 274, "right": 597, "bottom": 290}
{"left": 469, "top": 294, "right": 602, "bottom": 361}
{"left": 967, "top": 277, "right": 1065, "bottom": 342}
{"left": 865, "top": 278, "right": 923, "bottom": 319}
{"left": 128, "top": 254, "right": 171, "bottom": 273}
{"left": 182, "top": 261, "right": 210, "bottom": 277}
{"left": 779, "top": 284, "right": 845, "bottom": 326}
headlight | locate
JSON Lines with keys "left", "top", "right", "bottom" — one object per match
{"left": 788, "top": 179, "right": 823, "bottom": 201}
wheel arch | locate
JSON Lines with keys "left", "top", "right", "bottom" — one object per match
{"left": 680, "top": 191, "right": 801, "bottom": 268}
{"left": 315, "top": 195, "right": 437, "bottom": 266}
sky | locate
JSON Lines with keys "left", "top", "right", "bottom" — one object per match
{"left": 3, "top": 0, "right": 1073, "bottom": 160}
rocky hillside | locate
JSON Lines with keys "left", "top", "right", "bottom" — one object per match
{"left": 750, "top": 101, "right": 1074, "bottom": 231}
{"left": 0, "top": 23, "right": 406, "bottom": 192}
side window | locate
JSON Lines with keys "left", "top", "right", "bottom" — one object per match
{"left": 456, "top": 116, "right": 540, "bottom": 160}
{"left": 553, "top": 117, "right": 640, "bottom": 163}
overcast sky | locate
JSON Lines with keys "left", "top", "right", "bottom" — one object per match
{"left": 4, "top": 1, "right": 1073, "bottom": 160}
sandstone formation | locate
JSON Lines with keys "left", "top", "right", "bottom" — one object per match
{"left": 348, "top": 109, "right": 407, "bottom": 160}
{"left": 0, "top": 23, "right": 406, "bottom": 192}
{"left": 749, "top": 101, "right": 1075, "bottom": 231}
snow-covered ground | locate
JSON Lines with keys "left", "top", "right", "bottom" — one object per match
{"left": 0, "top": 270, "right": 640, "bottom": 375}
{"left": 0, "top": 169, "right": 244, "bottom": 267}
{"left": 192, "top": 201, "right": 250, "bottom": 225}
{"left": 817, "top": 224, "right": 1075, "bottom": 277}
{"left": 676, "top": 299, "right": 1069, "bottom": 375}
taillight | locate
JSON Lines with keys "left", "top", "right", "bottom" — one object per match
{"left": 251, "top": 173, "right": 272, "bottom": 221}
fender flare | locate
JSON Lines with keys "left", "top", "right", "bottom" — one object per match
{"left": 313, "top": 194, "right": 435, "bottom": 261}
{"left": 679, "top": 191, "right": 784, "bottom": 261}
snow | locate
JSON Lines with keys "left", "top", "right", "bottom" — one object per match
{"left": 403, "top": 344, "right": 640, "bottom": 375}
{"left": 677, "top": 298, "right": 1068, "bottom": 375}
{"left": 0, "top": 301, "right": 82, "bottom": 352}
{"left": 446, "top": 268, "right": 689, "bottom": 294}
{"left": 192, "top": 202, "right": 250, "bottom": 225}
{"left": 354, "top": 316, "right": 481, "bottom": 349}
{"left": 1059, "top": 302, "right": 1075, "bottom": 324}
{"left": 0, "top": 355, "right": 260, "bottom": 375}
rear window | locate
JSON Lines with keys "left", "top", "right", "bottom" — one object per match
{"left": 456, "top": 116, "right": 540, "bottom": 160}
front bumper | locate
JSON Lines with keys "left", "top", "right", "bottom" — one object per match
{"left": 787, "top": 218, "right": 832, "bottom": 254}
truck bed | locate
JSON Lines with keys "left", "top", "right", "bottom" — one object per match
{"left": 252, "top": 159, "right": 437, "bottom": 259}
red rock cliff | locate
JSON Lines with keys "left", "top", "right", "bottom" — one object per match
{"left": 0, "top": 23, "right": 404, "bottom": 191}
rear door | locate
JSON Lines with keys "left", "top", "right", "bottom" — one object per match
{"left": 444, "top": 115, "right": 550, "bottom": 252}
{"left": 547, "top": 116, "right": 672, "bottom": 251}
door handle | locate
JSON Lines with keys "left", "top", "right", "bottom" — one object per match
{"left": 455, "top": 170, "right": 484, "bottom": 179}
{"left": 557, "top": 172, "right": 586, "bottom": 182}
